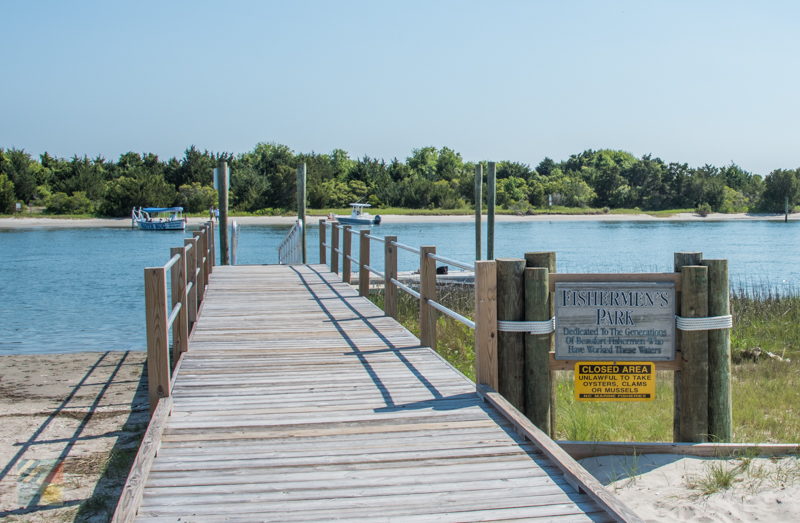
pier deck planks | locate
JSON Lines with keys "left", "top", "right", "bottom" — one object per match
{"left": 134, "top": 264, "right": 616, "bottom": 521}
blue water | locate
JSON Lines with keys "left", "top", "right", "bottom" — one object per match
{"left": 2, "top": 220, "right": 798, "bottom": 355}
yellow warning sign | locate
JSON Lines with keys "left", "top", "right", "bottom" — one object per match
{"left": 574, "top": 361, "right": 655, "bottom": 401}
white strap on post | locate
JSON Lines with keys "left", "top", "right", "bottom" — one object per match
{"left": 675, "top": 314, "right": 733, "bottom": 331}
{"left": 497, "top": 318, "right": 556, "bottom": 335}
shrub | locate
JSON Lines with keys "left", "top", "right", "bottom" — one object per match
{"left": 696, "top": 202, "right": 712, "bottom": 217}
{"left": 45, "top": 191, "right": 93, "bottom": 214}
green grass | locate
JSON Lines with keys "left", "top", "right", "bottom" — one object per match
{"left": 369, "top": 283, "right": 800, "bottom": 443}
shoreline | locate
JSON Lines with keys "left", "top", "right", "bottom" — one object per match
{"left": 0, "top": 211, "right": 797, "bottom": 229}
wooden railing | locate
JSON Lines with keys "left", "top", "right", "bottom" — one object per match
{"left": 143, "top": 221, "right": 215, "bottom": 413}
{"left": 278, "top": 218, "right": 304, "bottom": 264}
{"left": 318, "top": 219, "right": 499, "bottom": 389}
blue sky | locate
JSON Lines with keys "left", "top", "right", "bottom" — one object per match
{"left": 2, "top": 1, "right": 799, "bottom": 175}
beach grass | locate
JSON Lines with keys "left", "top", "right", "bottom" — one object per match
{"left": 369, "top": 283, "right": 800, "bottom": 443}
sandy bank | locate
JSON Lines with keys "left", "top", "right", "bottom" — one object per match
{"left": 580, "top": 453, "right": 800, "bottom": 522}
{"left": 0, "top": 211, "right": 797, "bottom": 229}
{"left": 0, "top": 351, "right": 147, "bottom": 521}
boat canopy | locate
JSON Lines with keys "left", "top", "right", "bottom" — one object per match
{"left": 142, "top": 207, "right": 183, "bottom": 213}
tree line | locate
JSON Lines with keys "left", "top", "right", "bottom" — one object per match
{"left": 0, "top": 143, "right": 798, "bottom": 216}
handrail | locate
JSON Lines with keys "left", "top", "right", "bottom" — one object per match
{"left": 428, "top": 253, "right": 475, "bottom": 272}
{"left": 392, "top": 241, "right": 420, "bottom": 255}
{"left": 392, "top": 278, "right": 421, "bottom": 299}
{"left": 144, "top": 221, "right": 214, "bottom": 415}
{"left": 278, "top": 219, "right": 304, "bottom": 264}
{"left": 319, "top": 218, "right": 480, "bottom": 358}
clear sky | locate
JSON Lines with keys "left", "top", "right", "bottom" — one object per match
{"left": 2, "top": 0, "right": 799, "bottom": 175}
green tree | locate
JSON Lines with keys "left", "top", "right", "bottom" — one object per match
{"left": 175, "top": 182, "right": 217, "bottom": 213}
{"left": 0, "top": 173, "right": 15, "bottom": 213}
{"left": 761, "top": 169, "right": 800, "bottom": 212}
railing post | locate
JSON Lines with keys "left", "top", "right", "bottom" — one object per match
{"left": 474, "top": 260, "right": 498, "bottom": 390}
{"left": 331, "top": 222, "right": 339, "bottom": 275}
{"left": 184, "top": 237, "right": 198, "bottom": 327}
{"left": 384, "top": 235, "right": 398, "bottom": 318}
{"left": 170, "top": 246, "right": 190, "bottom": 368}
{"left": 202, "top": 224, "right": 211, "bottom": 288}
{"left": 680, "top": 264, "right": 710, "bottom": 442}
{"left": 343, "top": 226, "right": 353, "bottom": 283}
{"left": 496, "top": 258, "right": 526, "bottom": 411}
{"left": 359, "top": 230, "right": 370, "bottom": 297}
{"left": 194, "top": 230, "right": 206, "bottom": 303}
{"left": 204, "top": 223, "right": 212, "bottom": 284}
{"left": 144, "top": 267, "right": 170, "bottom": 414}
{"left": 208, "top": 219, "right": 216, "bottom": 270}
{"left": 319, "top": 219, "right": 327, "bottom": 264}
{"left": 419, "top": 246, "right": 437, "bottom": 349}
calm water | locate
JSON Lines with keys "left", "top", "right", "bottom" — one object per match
{"left": 1, "top": 220, "right": 798, "bottom": 355}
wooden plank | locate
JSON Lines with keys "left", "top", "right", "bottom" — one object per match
{"left": 550, "top": 272, "right": 681, "bottom": 291}
{"left": 122, "top": 264, "right": 626, "bottom": 522}
{"left": 419, "top": 245, "right": 437, "bottom": 349}
{"left": 680, "top": 265, "right": 709, "bottom": 442}
{"left": 144, "top": 267, "right": 170, "bottom": 413}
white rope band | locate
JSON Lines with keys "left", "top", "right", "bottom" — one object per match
{"left": 497, "top": 318, "right": 556, "bottom": 335}
{"left": 675, "top": 315, "right": 733, "bottom": 331}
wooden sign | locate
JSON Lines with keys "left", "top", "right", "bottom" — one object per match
{"left": 574, "top": 361, "right": 656, "bottom": 401}
{"left": 555, "top": 282, "right": 676, "bottom": 361}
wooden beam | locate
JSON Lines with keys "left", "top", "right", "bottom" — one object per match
{"left": 144, "top": 267, "right": 170, "bottom": 414}
{"left": 558, "top": 440, "right": 800, "bottom": 460}
{"left": 477, "top": 385, "right": 644, "bottom": 523}
{"left": 359, "top": 230, "right": 370, "bottom": 297}
{"left": 318, "top": 219, "right": 327, "bottom": 264}
{"left": 680, "top": 264, "right": 709, "bottom": 442}
{"left": 525, "top": 267, "right": 551, "bottom": 433}
{"left": 384, "top": 236, "right": 398, "bottom": 319}
{"left": 496, "top": 258, "right": 525, "bottom": 411}
{"left": 342, "top": 225, "right": 352, "bottom": 284}
{"left": 474, "top": 261, "right": 498, "bottom": 390}
{"left": 111, "top": 396, "right": 173, "bottom": 523}
{"left": 419, "top": 246, "right": 437, "bottom": 349}
{"left": 703, "top": 259, "right": 732, "bottom": 442}
{"left": 169, "top": 246, "right": 189, "bottom": 367}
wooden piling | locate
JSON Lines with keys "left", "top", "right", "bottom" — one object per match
{"left": 475, "top": 164, "right": 482, "bottom": 261}
{"left": 342, "top": 225, "right": 352, "bottom": 284}
{"left": 384, "top": 236, "right": 398, "bottom": 319}
{"left": 419, "top": 246, "right": 437, "bottom": 350}
{"left": 525, "top": 266, "right": 551, "bottom": 435}
{"left": 487, "top": 162, "right": 496, "bottom": 260}
{"left": 474, "top": 260, "right": 498, "bottom": 390}
{"left": 144, "top": 267, "right": 170, "bottom": 414}
{"left": 674, "top": 251, "right": 703, "bottom": 441}
{"left": 496, "top": 258, "right": 526, "bottom": 411}
{"left": 297, "top": 163, "right": 307, "bottom": 263}
{"left": 680, "top": 264, "right": 709, "bottom": 442}
{"left": 218, "top": 160, "right": 229, "bottom": 265}
{"left": 359, "top": 230, "right": 370, "bottom": 297}
{"left": 525, "top": 252, "right": 557, "bottom": 434}
{"left": 703, "top": 259, "right": 732, "bottom": 442}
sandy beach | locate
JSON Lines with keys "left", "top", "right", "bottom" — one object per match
{"left": 0, "top": 211, "right": 798, "bottom": 230}
{"left": 0, "top": 351, "right": 148, "bottom": 522}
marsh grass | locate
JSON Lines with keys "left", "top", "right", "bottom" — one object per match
{"left": 369, "top": 282, "right": 800, "bottom": 443}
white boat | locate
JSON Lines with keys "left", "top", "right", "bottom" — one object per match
{"left": 333, "top": 203, "right": 381, "bottom": 226}
{"left": 131, "top": 206, "right": 186, "bottom": 231}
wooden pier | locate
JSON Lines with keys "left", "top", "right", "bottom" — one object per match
{"left": 116, "top": 258, "right": 639, "bottom": 521}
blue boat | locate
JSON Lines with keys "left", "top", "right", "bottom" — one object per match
{"left": 131, "top": 206, "right": 186, "bottom": 231}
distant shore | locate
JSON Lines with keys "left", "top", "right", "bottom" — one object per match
{"left": 0, "top": 211, "right": 797, "bottom": 229}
